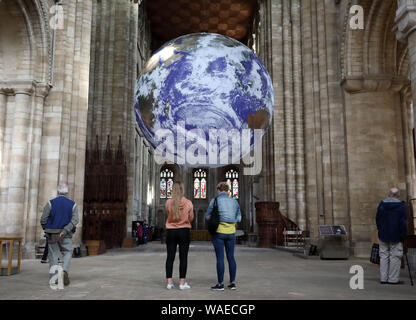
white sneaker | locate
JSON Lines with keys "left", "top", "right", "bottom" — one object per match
{"left": 167, "top": 283, "right": 175, "bottom": 290}
{"left": 179, "top": 283, "right": 191, "bottom": 290}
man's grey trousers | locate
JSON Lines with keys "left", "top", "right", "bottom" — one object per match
{"left": 48, "top": 237, "right": 72, "bottom": 273}
{"left": 379, "top": 240, "right": 403, "bottom": 283}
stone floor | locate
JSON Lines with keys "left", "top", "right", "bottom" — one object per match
{"left": 0, "top": 242, "right": 415, "bottom": 300}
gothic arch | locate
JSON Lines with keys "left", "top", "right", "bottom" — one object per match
{"left": 0, "top": 0, "right": 51, "bottom": 82}
{"left": 341, "top": 0, "right": 407, "bottom": 82}
{"left": 398, "top": 46, "right": 410, "bottom": 78}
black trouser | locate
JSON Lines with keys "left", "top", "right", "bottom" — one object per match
{"left": 165, "top": 228, "right": 190, "bottom": 279}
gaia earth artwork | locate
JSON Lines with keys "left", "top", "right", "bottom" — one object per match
{"left": 134, "top": 33, "right": 274, "bottom": 167}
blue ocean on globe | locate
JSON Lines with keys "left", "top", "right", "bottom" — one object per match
{"left": 134, "top": 33, "right": 274, "bottom": 168}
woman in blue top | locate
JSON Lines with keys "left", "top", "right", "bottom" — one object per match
{"left": 205, "top": 182, "right": 242, "bottom": 291}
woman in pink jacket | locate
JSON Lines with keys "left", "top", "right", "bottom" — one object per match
{"left": 165, "top": 181, "right": 194, "bottom": 290}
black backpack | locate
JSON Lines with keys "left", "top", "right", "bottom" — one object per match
{"left": 207, "top": 197, "right": 220, "bottom": 235}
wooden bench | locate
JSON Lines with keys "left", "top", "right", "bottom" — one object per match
{"left": 0, "top": 237, "right": 23, "bottom": 276}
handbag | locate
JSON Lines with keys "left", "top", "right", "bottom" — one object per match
{"left": 370, "top": 243, "right": 380, "bottom": 264}
{"left": 207, "top": 197, "right": 220, "bottom": 236}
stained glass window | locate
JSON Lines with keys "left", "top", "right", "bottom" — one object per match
{"left": 201, "top": 178, "right": 207, "bottom": 199}
{"left": 160, "top": 168, "right": 174, "bottom": 199}
{"left": 226, "top": 179, "right": 232, "bottom": 197}
{"left": 194, "top": 169, "right": 207, "bottom": 199}
{"left": 194, "top": 178, "right": 200, "bottom": 199}
{"left": 232, "top": 179, "right": 239, "bottom": 199}
{"left": 167, "top": 178, "right": 173, "bottom": 199}
{"left": 160, "top": 179, "right": 167, "bottom": 199}
{"left": 225, "top": 169, "right": 239, "bottom": 199}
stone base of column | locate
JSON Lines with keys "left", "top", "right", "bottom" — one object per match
{"left": 22, "top": 242, "right": 37, "bottom": 259}
{"left": 351, "top": 241, "right": 372, "bottom": 258}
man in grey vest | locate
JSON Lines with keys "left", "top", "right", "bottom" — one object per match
{"left": 40, "top": 184, "right": 78, "bottom": 286}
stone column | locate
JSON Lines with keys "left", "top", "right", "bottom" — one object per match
{"left": 0, "top": 90, "right": 6, "bottom": 163}
{"left": 395, "top": 0, "right": 416, "bottom": 233}
{"left": 396, "top": 1, "right": 416, "bottom": 103}
{"left": 0, "top": 87, "right": 14, "bottom": 235}
{"left": 26, "top": 83, "right": 51, "bottom": 246}
{"left": 37, "top": 0, "right": 92, "bottom": 250}
{"left": 400, "top": 85, "right": 416, "bottom": 233}
{"left": 0, "top": 88, "right": 9, "bottom": 236}
{"left": 87, "top": 0, "right": 140, "bottom": 239}
{"left": 256, "top": 0, "right": 306, "bottom": 229}
{"left": 7, "top": 81, "right": 34, "bottom": 237}
{"left": 342, "top": 76, "right": 409, "bottom": 256}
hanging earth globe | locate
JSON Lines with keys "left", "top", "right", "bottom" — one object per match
{"left": 134, "top": 33, "right": 274, "bottom": 168}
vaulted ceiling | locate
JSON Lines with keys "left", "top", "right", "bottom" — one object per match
{"left": 145, "top": 0, "right": 257, "bottom": 44}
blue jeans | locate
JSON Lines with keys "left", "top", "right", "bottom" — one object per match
{"left": 212, "top": 233, "right": 236, "bottom": 284}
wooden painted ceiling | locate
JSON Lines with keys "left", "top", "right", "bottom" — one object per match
{"left": 146, "top": 0, "right": 257, "bottom": 43}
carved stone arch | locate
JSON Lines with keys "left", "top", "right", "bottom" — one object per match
{"left": 362, "top": 0, "right": 397, "bottom": 74}
{"left": 341, "top": 0, "right": 409, "bottom": 92}
{"left": 0, "top": 0, "right": 51, "bottom": 82}
{"left": 29, "top": 0, "right": 53, "bottom": 83}
{"left": 398, "top": 46, "right": 410, "bottom": 77}
{"left": 340, "top": 0, "right": 372, "bottom": 78}
{"left": 342, "top": 0, "right": 402, "bottom": 75}
{"left": 381, "top": 2, "right": 399, "bottom": 75}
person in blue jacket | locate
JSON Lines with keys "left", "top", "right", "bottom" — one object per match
{"left": 205, "top": 182, "right": 241, "bottom": 291}
{"left": 40, "top": 184, "right": 78, "bottom": 286}
{"left": 376, "top": 187, "right": 407, "bottom": 285}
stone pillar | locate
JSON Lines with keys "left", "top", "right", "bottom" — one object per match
{"left": 400, "top": 85, "right": 416, "bottom": 233}
{"left": 342, "top": 76, "right": 409, "bottom": 256}
{"left": 0, "top": 90, "right": 7, "bottom": 178}
{"left": 26, "top": 84, "right": 51, "bottom": 245}
{"left": 0, "top": 89, "right": 9, "bottom": 236}
{"left": 0, "top": 88, "right": 14, "bottom": 235}
{"left": 87, "top": 0, "right": 140, "bottom": 239}
{"left": 0, "top": 90, "right": 6, "bottom": 164}
{"left": 396, "top": 1, "right": 416, "bottom": 104}
{"left": 256, "top": 0, "right": 306, "bottom": 229}
{"left": 7, "top": 81, "right": 34, "bottom": 237}
{"left": 395, "top": 0, "right": 416, "bottom": 233}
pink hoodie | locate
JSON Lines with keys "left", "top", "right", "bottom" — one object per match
{"left": 165, "top": 197, "right": 194, "bottom": 229}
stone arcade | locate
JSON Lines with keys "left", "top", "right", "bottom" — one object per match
{"left": 0, "top": 0, "right": 416, "bottom": 258}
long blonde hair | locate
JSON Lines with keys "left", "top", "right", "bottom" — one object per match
{"left": 170, "top": 181, "right": 184, "bottom": 221}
